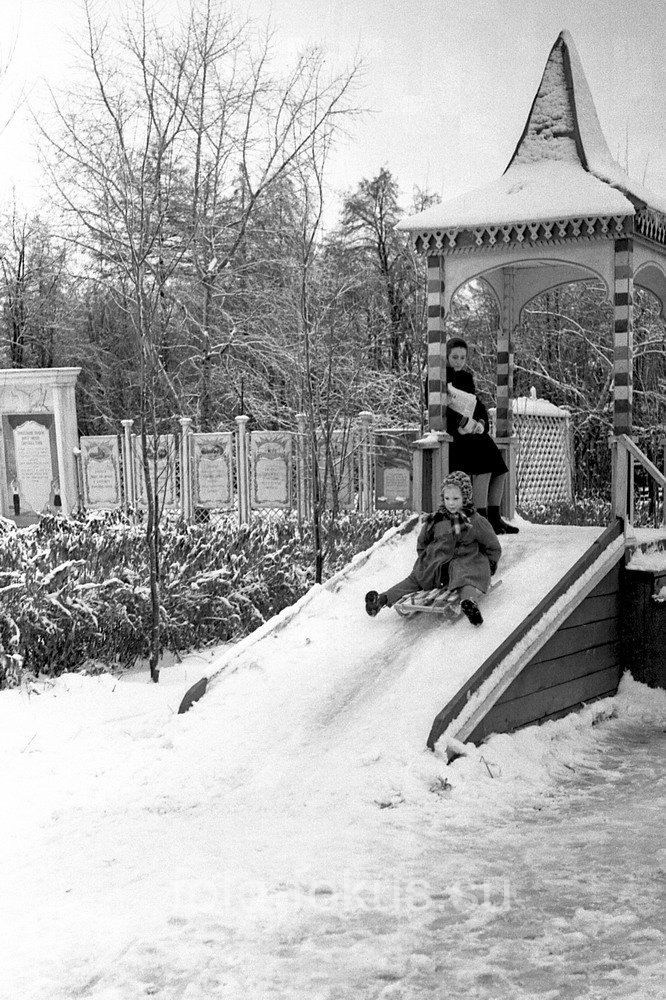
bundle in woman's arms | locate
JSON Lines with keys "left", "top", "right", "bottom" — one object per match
{"left": 447, "top": 382, "right": 477, "bottom": 420}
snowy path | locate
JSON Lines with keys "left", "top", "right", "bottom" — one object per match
{"left": 1, "top": 521, "right": 665, "bottom": 998}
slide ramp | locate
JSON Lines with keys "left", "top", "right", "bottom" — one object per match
{"left": 426, "top": 519, "right": 626, "bottom": 753}
{"left": 195, "top": 518, "right": 625, "bottom": 765}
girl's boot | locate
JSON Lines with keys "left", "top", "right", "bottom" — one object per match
{"left": 365, "top": 591, "right": 389, "bottom": 617}
{"left": 461, "top": 599, "right": 483, "bottom": 626}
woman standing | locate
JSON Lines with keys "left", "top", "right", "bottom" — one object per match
{"left": 445, "top": 337, "right": 518, "bottom": 534}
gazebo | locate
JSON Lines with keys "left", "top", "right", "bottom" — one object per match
{"left": 397, "top": 30, "right": 666, "bottom": 519}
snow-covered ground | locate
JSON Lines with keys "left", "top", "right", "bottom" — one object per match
{"left": 1, "top": 521, "right": 665, "bottom": 999}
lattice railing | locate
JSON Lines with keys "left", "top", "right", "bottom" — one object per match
{"left": 514, "top": 414, "right": 573, "bottom": 504}
{"left": 490, "top": 398, "right": 572, "bottom": 505}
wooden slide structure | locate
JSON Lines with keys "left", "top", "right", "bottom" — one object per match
{"left": 427, "top": 519, "right": 628, "bottom": 753}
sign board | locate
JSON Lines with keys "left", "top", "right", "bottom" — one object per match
{"left": 133, "top": 434, "right": 178, "bottom": 509}
{"left": 80, "top": 436, "right": 121, "bottom": 509}
{"left": 318, "top": 429, "right": 354, "bottom": 510}
{"left": 251, "top": 431, "right": 292, "bottom": 509}
{"left": 374, "top": 428, "right": 419, "bottom": 510}
{"left": 191, "top": 432, "right": 234, "bottom": 510}
{"left": 2, "top": 413, "right": 60, "bottom": 519}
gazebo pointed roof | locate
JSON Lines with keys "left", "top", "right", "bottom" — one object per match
{"left": 506, "top": 29, "right": 620, "bottom": 177}
{"left": 397, "top": 30, "right": 666, "bottom": 235}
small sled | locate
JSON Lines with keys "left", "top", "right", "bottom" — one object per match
{"left": 394, "top": 579, "right": 502, "bottom": 620}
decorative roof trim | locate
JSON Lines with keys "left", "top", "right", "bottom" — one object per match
{"left": 635, "top": 207, "right": 666, "bottom": 247}
{"left": 410, "top": 215, "right": 630, "bottom": 255}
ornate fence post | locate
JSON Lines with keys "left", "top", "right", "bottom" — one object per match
{"left": 179, "top": 417, "right": 193, "bottom": 521}
{"left": 72, "top": 447, "right": 83, "bottom": 510}
{"left": 358, "top": 411, "right": 373, "bottom": 513}
{"left": 120, "top": 419, "right": 135, "bottom": 512}
{"left": 235, "top": 415, "right": 250, "bottom": 524}
{"left": 296, "top": 412, "right": 309, "bottom": 523}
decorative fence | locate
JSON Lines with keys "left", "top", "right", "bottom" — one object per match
{"left": 75, "top": 413, "right": 419, "bottom": 523}
{"left": 75, "top": 394, "right": 572, "bottom": 521}
{"left": 491, "top": 390, "right": 572, "bottom": 505}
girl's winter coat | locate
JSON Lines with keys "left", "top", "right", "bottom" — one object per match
{"left": 413, "top": 510, "right": 501, "bottom": 593}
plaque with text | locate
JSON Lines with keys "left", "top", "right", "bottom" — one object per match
{"left": 133, "top": 434, "right": 178, "bottom": 509}
{"left": 318, "top": 430, "right": 354, "bottom": 510}
{"left": 80, "top": 436, "right": 121, "bottom": 509}
{"left": 251, "top": 431, "right": 292, "bottom": 509}
{"left": 191, "top": 433, "right": 234, "bottom": 509}
{"left": 2, "top": 414, "right": 59, "bottom": 517}
{"left": 374, "top": 428, "right": 419, "bottom": 510}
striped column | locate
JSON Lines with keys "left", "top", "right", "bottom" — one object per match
{"left": 496, "top": 267, "right": 514, "bottom": 439}
{"left": 427, "top": 255, "right": 447, "bottom": 430}
{"left": 613, "top": 235, "right": 633, "bottom": 435}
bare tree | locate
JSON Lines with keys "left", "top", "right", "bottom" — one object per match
{"left": 0, "top": 202, "right": 69, "bottom": 368}
{"left": 38, "top": 0, "right": 360, "bottom": 677}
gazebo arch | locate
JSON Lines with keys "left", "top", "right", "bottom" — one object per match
{"left": 634, "top": 258, "right": 666, "bottom": 318}
{"left": 398, "top": 29, "right": 666, "bottom": 515}
{"left": 447, "top": 256, "right": 611, "bottom": 326}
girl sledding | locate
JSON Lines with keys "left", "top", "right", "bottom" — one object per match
{"left": 365, "top": 471, "right": 501, "bottom": 626}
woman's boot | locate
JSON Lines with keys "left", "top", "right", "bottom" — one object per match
{"left": 488, "top": 505, "right": 519, "bottom": 534}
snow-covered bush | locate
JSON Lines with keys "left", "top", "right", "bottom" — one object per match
{"left": 517, "top": 495, "right": 611, "bottom": 526}
{"left": 519, "top": 491, "right": 662, "bottom": 527}
{"left": 0, "top": 509, "right": 407, "bottom": 687}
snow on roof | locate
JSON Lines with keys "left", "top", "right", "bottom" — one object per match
{"left": 396, "top": 161, "right": 633, "bottom": 232}
{"left": 398, "top": 30, "right": 666, "bottom": 234}
{"left": 541, "top": 31, "right": 666, "bottom": 215}
{"left": 508, "top": 31, "right": 583, "bottom": 169}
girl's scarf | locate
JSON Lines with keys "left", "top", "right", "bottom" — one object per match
{"left": 441, "top": 506, "right": 471, "bottom": 537}
{"left": 425, "top": 505, "right": 473, "bottom": 544}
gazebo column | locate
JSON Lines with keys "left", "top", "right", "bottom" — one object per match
{"left": 427, "top": 254, "right": 447, "bottom": 430}
{"left": 613, "top": 234, "right": 633, "bottom": 435}
{"left": 412, "top": 255, "right": 451, "bottom": 512}
{"left": 611, "top": 232, "right": 635, "bottom": 519}
{"left": 495, "top": 266, "right": 518, "bottom": 518}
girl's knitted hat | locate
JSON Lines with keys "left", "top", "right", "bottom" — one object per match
{"left": 441, "top": 470, "right": 474, "bottom": 509}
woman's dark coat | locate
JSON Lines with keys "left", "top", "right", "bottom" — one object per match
{"left": 446, "top": 367, "right": 508, "bottom": 477}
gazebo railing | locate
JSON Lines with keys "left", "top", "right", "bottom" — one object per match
{"left": 611, "top": 434, "right": 666, "bottom": 528}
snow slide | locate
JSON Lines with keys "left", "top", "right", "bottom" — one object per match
{"left": 197, "top": 518, "right": 617, "bottom": 764}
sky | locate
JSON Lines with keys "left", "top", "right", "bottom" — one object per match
{"left": 2, "top": 0, "right": 666, "bottom": 222}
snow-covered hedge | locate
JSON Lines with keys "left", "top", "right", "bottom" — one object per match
{"left": 0, "top": 509, "right": 408, "bottom": 688}
{"left": 518, "top": 496, "right": 611, "bottom": 526}
{"left": 519, "top": 493, "right": 661, "bottom": 527}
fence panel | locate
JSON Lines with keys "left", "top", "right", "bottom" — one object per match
{"left": 132, "top": 434, "right": 179, "bottom": 510}
{"left": 374, "top": 427, "right": 419, "bottom": 510}
{"left": 191, "top": 432, "right": 235, "bottom": 511}
{"left": 79, "top": 435, "right": 122, "bottom": 509}
{"left": 318, "top": 429, "right": 354, "bottom": 510}
{"left": 250, "top": 430, "right": 293, "bottom": 510}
